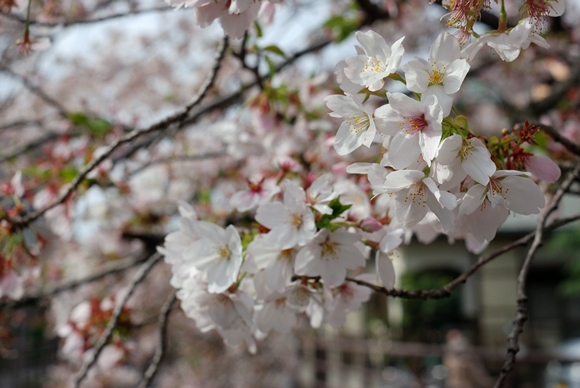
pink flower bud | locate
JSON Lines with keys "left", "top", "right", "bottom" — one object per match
{"left": 360, "top": 217, "right": 383, "bottom": 232}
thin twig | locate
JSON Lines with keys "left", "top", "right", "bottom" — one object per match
{"left": 73, "top": 253, "right": 163, "bottom": 388}
{"left": 0, "top": 254, "right": 150, "bottom": 309}
{"left": 0, "top": 119, "right": 41, "bottom": 131}
{"left": 537, "top": 123, "right": 580, "bottom": 157}
{"left": 0, "top": 65, "right": 69, "bottom": 117}
{"left": 493, "top": 165, "right": 580, "bottom": 388}
{"left": 346, "top": 212, "right": 580, "bottom": 300}
{"left": 137, "top": 291, "right": 177, "bottom": 388}
{"left": 10, "top": 35, "right": 229, "bottom": 229}
{"left": 0, "top": 131, "right": 60, "bottom": 162}
{"left": 0, "top": 6, "right": 173, "bottom": 27}
{"left": 125, "top": 151, "right": 227, "bottom": 178}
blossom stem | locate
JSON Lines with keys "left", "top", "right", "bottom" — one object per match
{"left": 498, "top": 0, "right": 508, "bottom": 32}
{"left": 387, "top": 72, "right": 406, "bottom": 85}
{"left": 24, "top": 0, "right": 32, "bottom": 37}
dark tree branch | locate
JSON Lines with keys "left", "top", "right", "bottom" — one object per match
{"left": 0, "top": 119, "right": 42, "bottom": 131}
{"left": 493, "top": 165, "right": 580, "bottom": 387}
{"left": 346, "top": 212, "right": 580, "bottom": 300}
{"left": 8, "top": 35, "right": 229, "bottom": 230}
{"left": 0, "top": 65, "right": 69, "bottom": 118}
{"left": 73, "top": 253, "right": 163, "bottom": 388}
{"left": 0, "top": 254, "right": 151, "bottom": 309}
{"left": 0, "top": 131, "right": 60, "bottom": 162}
{"left": 0, "top": 6, "right": 173, "bottom": 27}
{"left": 124, "top": 152, "right": 227, "bottom": 178}
{"left": 537, "top": 124, "right": 580, "bottom": 157}
{"left": 137, "top": 291, "right": 177, "bottom": 388}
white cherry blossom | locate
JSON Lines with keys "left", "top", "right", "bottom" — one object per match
{"left": 255, "top": 183, "right": 316, "bottom": 249}
{"left": 375, "top": 93, "right": 443, "bottom": 168}
{"left": 247, "top": 235, "right": 297, "bottom": 292}
{"left": 325, "top": 93, "right": 378, "bottom": 155}
{"left": 459, "top": 170, "right": 546, "bottom": 217}
{"left": 403, "top": 32, "right": 470, "bottom": 116}
{"left": 324, "top": 280, "right": 372, "bottom": 327}
{"left": 254, "top": 292, "right": 298, "bottom": 334}
{"left": 376, "top": 169, "right": 457, "bottom": 230}
{"left": 295, "top": 229, "right": 366, "bottom": 286}
{"left": 344, "top": 31, "right": 404, "bottom": 91}
{"left": 462, "top": 18, "right": 550, "bottom": 62}
{"left": 230, "top": 178, "right": 280, "bottom": 212}
{"left": 183, "top": 221, "right": 243, "bottom": 294}
{"left": 437, "top": 134, "right": 496, "bottom": 185}
{"left": 304, "top": 174, "right": 337, "bottom": 215}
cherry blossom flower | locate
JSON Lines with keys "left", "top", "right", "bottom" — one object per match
{"left": 324, "top": 279, "right": 372, "bottom": 327}
{"left": 158, "top": 201, "right": 200, "bottom": 289}
{"left": 375, "top": 228, "right": 404, "bottom": 290}
{"left": 0, "top": 269, "right": 24, "bottom": 300}
{"left": 462, "top": 199, "right": 510, "bottom": 243}
{"left": 247, "top": 235, "right": 297, "bottom": 292}
{"left": 344, "top": 31, "right": 405, "bottom": 91}
{"left": 254, "top": 292, "right": 298, "bottom": 334}
{"left": 178, "top": 273, "right": 257, "bottom": 352}
{"left": 283, "top": 284, "right": 324, "bottom": 328}
{"left": 255, "top": 183, "right": 316, "bottom": 250}
{"left": 459, "top": 170, "right": 546, "bottom": 217}
{"left": 230, "top": 178, "right": 280, "bottom": 212}
{"left": 437, "top": 134, "right": 496, "bottom": 185}
{"left": 462, "top": 18, "right": 550, "bottom": 62}
{"left": 294, "top": 229, "right": 366, "bottom": 286}
{"left": 520, "top": 0, "right": 565, "bottom": 29}
{"left": 403, "top": 32, "right": 470, "bottom": 116}
{"left": 375, "top": 169, "right": 457, "bottom": 230}
{"left": 303, "top": 174, "right": 337, "bottom": 215}
{"left": 325, "top": 93, "right": 378, "bottom": 155}
{"left": 335, "top": 60, "right": 363, "bottom": 94}
{"left": 183, "top": 221, "right": 243, "bottom": 293}
{"left": 188, "top": 0, "right": 262, "bottom": 39}
{"left": 524, "top": 154, "right": 561, "bottom": 182}
{"left": 375, "top": 93, "right": 443, "bottom": 168}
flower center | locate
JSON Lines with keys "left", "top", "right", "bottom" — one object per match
{"left": 290, "top": 213, "right": 303, "bottom": 227}
{"left": 218, "top": 246, "right": 231, "bottom": 261}
{"left": 279, "top": 249, "right": 294, "bottom": 262}
{"left": 428, "top": 62, "right": 447, "bottom": 85}
{"left": 360, "top": 55, "right": 387, "bottom": 75}
{"left": 400, "top": 114, "right": 428, "bottom": 135}
{"left": 459, "top": 143, "right": 474, "bottom": 161}
{"left": 403, "top": 182, "right": 427, "bottom": 207}
{"left": 345, "top": 114, "right": 370, "bottom": 134}
{"left": 287, "top": 287, "right": 310, "bottom": 310}
{"left": 275, "top": 298, "right": 287, "bottom": 309}
{"left": 486, "top": 177, "right": 509, "bottom": 204}
{"left": 321, "top": 238, "right": 339, "bottom": 260}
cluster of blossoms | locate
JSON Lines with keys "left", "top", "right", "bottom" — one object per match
{"left": 327, "top": 25, "right": 561, "bottom": 252}
{"left": 159, "top": 0, "right": 566, "bottom": 352}
{"left": 165, "top": 0, "right": 281, "bottom": 39}
{"left": 160, "top": 182, "right": 400, "bottom": 352}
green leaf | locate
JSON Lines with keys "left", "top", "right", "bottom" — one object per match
{"left": 315, "top": 197, "right": 352, "bottom": 229}
{"left": 253, "top": 21, "right": 263, "bottom": 38}
{"left": 59, "top": 166, "right": 79, "bottom": 183}
{"left": 86, "top": 118, "right": 112, "bottom": 137}
{"left": 264, "top": 55, "right": 276, "bottom": 79}
{"left": 262, "top": 45, "right": 287, "bottom": 58}
{"left": 322, "top": 15, "right": 358, "bottom": 42}
{"left": 68, "top": 112, "right": 112, "bottom": 138}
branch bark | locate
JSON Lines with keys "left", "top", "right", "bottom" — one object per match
{"left": 493, "top": 165, "right": 580, "bottom": 387}
{"left": 73, "top": 253, "right": 163, "bottom": 388}
{"left": 9, "top": 35, "right": 229, "bottom": 229}
{"left": 136, "top": 291, "right": 177, "bottom": 388}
